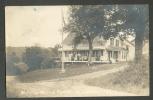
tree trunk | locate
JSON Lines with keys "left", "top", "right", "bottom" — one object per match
{"left": 135, "top": 33, "right": 144, "bottom": 63}
{"left": 88, "top": 39, "right": 93, "bottom": 66}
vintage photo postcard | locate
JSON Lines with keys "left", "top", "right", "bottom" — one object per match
{"left": 5, "top": 5, "right": 149, "bottom": 97}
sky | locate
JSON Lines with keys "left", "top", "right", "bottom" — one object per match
{"left": 5, "top": 6, "right": 69, "bottom": 48}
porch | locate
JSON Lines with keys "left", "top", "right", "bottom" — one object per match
{"left": 60, "top": 49, "right": 127, "bottom": 63}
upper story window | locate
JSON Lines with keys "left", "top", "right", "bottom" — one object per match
{"left": 110, "top": 38, "right": 114, "bottom": 46}
{"left": 116, "top": 40, "right": 119, "bottom": 47}
{"left": 126, "top": 45, "right": 129, "bottom": 51}
{"left": 121, "top": 40, "right": 124, "bottom": 46}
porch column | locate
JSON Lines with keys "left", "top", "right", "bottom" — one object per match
{"left": 112, "top": 51, "right": 114, "bottom": 59}
{"left": 103, "top": 49, "right": 108, "bottom": 61}
{"left": 119, "top": 51, "right": 121, "bottom": 61}
{"left": 63, "top": 51, "right": 66, "bottom": 62}
{"left": 126, "top": 51, "right": 128, "bottom": 61}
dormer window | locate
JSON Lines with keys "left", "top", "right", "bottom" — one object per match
{"left": 110, "top": 38, "right": 114, "bottom": 46}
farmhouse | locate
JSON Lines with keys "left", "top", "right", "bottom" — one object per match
{"left": 59, "top": 33, "right": 135, "bottom": 63}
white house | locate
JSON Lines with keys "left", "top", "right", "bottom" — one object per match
{"left": 59, "top": 33, "right": 135, "bottom": 63}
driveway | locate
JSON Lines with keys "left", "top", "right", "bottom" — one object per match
{"left": 6, "top": 64, "right": 138, "bottom": 97}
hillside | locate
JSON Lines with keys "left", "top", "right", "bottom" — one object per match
{"left": 6, "top": 47, "right": 26, "bottom": 57}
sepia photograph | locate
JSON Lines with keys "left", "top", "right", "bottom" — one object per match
{"left": 5, "top": 5, "right": 149, "bottom": 97}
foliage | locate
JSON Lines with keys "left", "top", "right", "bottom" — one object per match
{"left": 50, "top": 44, "right": 61, "bottom": 57}
{"left": 104, "top": 5, "right": 149, "bottom": 62}
{"left": 104, "top": 5, "right": 148, "bottom": 37}
{"left": 14, "top": 62, "right": 29, "bottom": 74}
{"left": 22, "top": 46, "right": 44, "bottom": 70}
{"left": 64, "top": 5, "right": 148, "bottom": 64}
{"left": 6, "top": 45, "right": 60, "bottom": 73}
{"left": 63, "top": 5, "right": 105, "bottom": 65}
{"left": 6, "top": 52, "right": 21, "bottom": 75}
{"left": 64, "top": 5, "right": 105, "bottom": 46}
{"left": 41, "top": 57, "right": 57, "bottom": 69}
{"left": 22, "top": 46, "right": 60, "bottom": 71}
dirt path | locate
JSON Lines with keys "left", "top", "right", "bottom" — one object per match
{"left": 7, "top": 64, "right": 138, "bottom": 97}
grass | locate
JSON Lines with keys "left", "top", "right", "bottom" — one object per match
{"left": 16, "top": 62, "right": 125, "bottom": 83}
{"left": 85, "top": 57, "right": 149, "bottom": 95}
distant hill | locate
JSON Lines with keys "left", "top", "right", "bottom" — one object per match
{"left": 6, "top": 47, "right": 26, "bottom": 58}
{"left": 6, "top": 46, "right": 54, "bottom": 58}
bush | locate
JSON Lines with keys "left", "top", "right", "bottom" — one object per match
{"left": 6, "top": 52, "right": 21, "bottom": 75}
{"left": 14, "top": 62, "right": 29, "bottom": 74}
{"left": 22, "top": 46, "right": 60, "bottom": 71}
{"left": 22, "top": 47, "right": 45, "bottom": 71}
{"left": 41, "top": 58, "right": 57, "bottom": 69}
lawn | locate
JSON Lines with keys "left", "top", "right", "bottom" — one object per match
{"left": 85, "top": 57, "right": 149, "bottom": 95}
{"left": 16, "top": 62, "right": 125, "bottom": 83}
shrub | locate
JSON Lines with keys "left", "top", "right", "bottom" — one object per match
{"left": 41, "top": 58, "right": 57, "bottom": 69}
{"left": 14, "top": 62, "right": 29, "bottom": 74}
{"left": 6, "top": 52, "right": 21, "bottom": 75}
{"left": 22, "top": 47, "right": 44, "bottom": 71}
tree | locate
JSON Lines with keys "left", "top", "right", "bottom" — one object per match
{"left": 124, "top": 5, "right": 148, "bottom": 63}
{"left": 14, "top": 62, "right": 29, "bottom": 74}
{"left": 63, "top": 5, "right": 105, "bottom": 65}
{"left": 41, "top": 58, "right": 57, "bottom": 69}
{"left": 104, "top": 5, "right": 149, "bottom": 63}
{"left": 64, "top": 5, "right": 148, "bottom": 65}
{"left": 41, "top": 45, "right": 60, "bottom": 69}
{"left": 6, "top": 52, "right": 21, "bottom": 75}
{"left": 22, "top": 46, "right": 44, "bottom": 70}
{"left": 22, "top": 46, "right": 59, "bottom": 70}
{"left": 51, "top": 44, "right": 61, "bottom": 57}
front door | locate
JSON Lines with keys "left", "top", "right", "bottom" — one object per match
{"left": 114, "top": 51, "right": 118, "bottom": 61}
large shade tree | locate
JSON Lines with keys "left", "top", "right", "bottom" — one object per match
{"left": 104, "top": 5, "right": 149, "bottom": 63}
{"left": 63, "top": 5, "right": 105, "bottom": 65}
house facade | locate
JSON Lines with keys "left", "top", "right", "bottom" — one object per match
{"left": 59, "top": 34, "right": 135, "bottom": 63}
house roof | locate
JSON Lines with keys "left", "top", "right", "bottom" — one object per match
{"left": 63, "top": 33, "right": 106, "bottom": 47}
{"left": 63, "top": 33, "right": 135, "bottom": 49}
{"left": 63, "top": 33, "right": 76, "bottom": 45}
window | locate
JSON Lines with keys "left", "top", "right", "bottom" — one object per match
{"left": 94, "top": 50, "right": 99, "bottom": 57}
{"left": 110, "top": 51, "right": 112, "bottom": 58}
{"left": 110, "top": 38, "right": 114, "bottom": 46}
{"left": 121, "top": 40, "right": 124, "bottom": 46}
{"left": 116, "top": 40, "right": 119, "bottom": 47}
{"left": 93, "top": 51, "right": 96, "bottom": 57}
{"left": 124, "top": 52, "right": 127, "bottom": 59}
{"left": 122, "top": 51, "right": 124, "bottom": 59}
{"left": 101, "top": 50, "right": 103, "bottom": 56}
{"left": 122, "top": 51, "right": 126, "bottom": 59}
